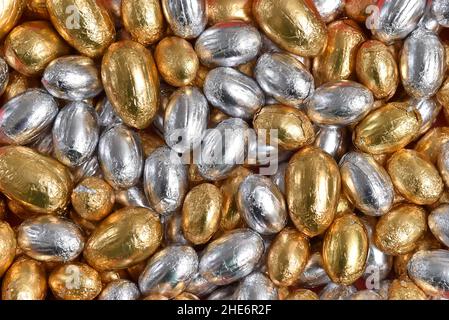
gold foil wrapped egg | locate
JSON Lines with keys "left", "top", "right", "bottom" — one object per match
{"left": 4, "top": 21, "right": 70, "bottom": 76}
{"left": 253, "top": 104, "right": 315, "bottom": 151}
{"left": 207, "top": 0, "right": 253, "bottom": 25}
{"left": 344, "top": 0, "right": 377, "bottom": 23}
{"left": 154, "top": 36, "right": 199, "bottom": 87}
{"left": 415, "top": 127, "right": 449, "bottom": 164}
{"left": 46, "top": 0, "right": 115, "bottom": 58}
{"left": 356, "top": 40, "right": 399, "bottom": 100}
{"left": 0, "top": 0, "right": 25, "bottom": 40}
{"left": 182, "top": 183, "right": 223, "bottom": 245}
{"left": 322, "top": 214, "right": 368, "bottom": 285}
{"left": 0, "top": 71, "right": 40, "bottom": 103}
{"left": 388, "top": 276, "right": 428, "bottom": 300}
{"left": 1, "top": 258, "right": 47, "bottom": 300}
{"left": 0, "top": 146, "right": 73, "bottom": 214}
{"left": 0, "top": 221, "right": 16, "bottom": 277}
{"left": 313, "top": 19, "right": 365, "bottom": 86}
{"left": 286, "top": 146, "right": 341, "bottom": 237}
{"left": 253, "top": 0, "right": 327, "bottom": 57}
{"left": 374, "top": 204, "right": 427, "bottom": 256}
{"left": 71, "top": 177, "right": 115, "bottom": 222}
{"left": 101, "top": 40, "right": 160, "bottom": 129}
{"left": 387, "top": 149, "right": 444, "bottom": 205}
{"left": 25, "top": 0, "right": 49, "bottom": 20}
{"left": 285, "top": 289, "right": 319, "bottom": 300}
{"left": 267, "top": 228, "right": 310, "bottom": 287}
{"left": 353, "top": 102, "right": 422, "bottom": 155}
{"left": 84, "top": 206, "right": 163, "bottom": 271}
{"left": 49, "top": 262, "right": 102, "bottom": 300}
{"left": 220, "top": 166, "right": 251, "bottom": 231}
{"left": 122, "top": 0, "right": 165, "bottom": 46}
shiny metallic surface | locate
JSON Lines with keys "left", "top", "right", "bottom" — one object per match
{"left": 115, "top": 186, "right": 151, "bottom": 209}
{"left": 314, "top": 126, "right": 348, "bottom": 161}
{"left": 53, "top": 102, "right": 99, "bottom": 168}
{"left": 0, "top": 89, "right": 58, "bottom": 145}
{"left": 17, "top": 215, "right": 84, "bottom": 262}
{"left": 98, "top": 280, "right": 141, "bottom": 300}
{"left": 155, "top": 37, "right": 199, "bottom": 87}
{"left": 144, "top": 146, "right": 188, "bottom": 215}
{"left": 400, "top": 28, "right": 445, "bottom": 98}
{"left": 436, "top": 142, "right": 449, "bottom": 186}
{"left": 46, "top": 0, "right": 116, "bottom": 58}
{"left": 207, "top": 285, "right": 236, "bottom": 300}
{"left": 237, "top": 175, "right": 287, "bottom": 235}
{"left": 122, "top": 0, "right": 165, "bottom": 46}
{"left": 95, "top": 97, "right": 122, "bottom": 129}
{"left": 322, "top": 214, "right": 369, "bottom": 285}
{"left": 432, "top": 0, "right": 449, "bottom": 27}
{"left": 98, "top": 124, "right": 143, "bottom": 189}
{"left": 306, "top": 81, "right": 374, "bottom": 126}
{"left": 267, "top": 228, "right": 309, "bottom": 286}
{"left": 204, "top": 67, "right": 264, "bottom": 119}
{"left": 162, "top": 0, "right": 207, "bottom": 39}
{"left": 354, "top": 102, "right": 422, "bottom": 155}
{"left": 72, "top": 156, "right": 101, "bottom": 184}
{"left": 310, "top": 0, "right": 344, "bottom": 22}
{"left": 186, "top": 272, "right": 217, "bottom": 298}
{"left": 387, "top": 149, "right": 444, "bottom": 205}
{"left": 84, "top": 207, "right": 162, "bottom": 271}
{"left": 253, "top": 0, "right": 327, "bottom": 57}
{"left": 356, "top": 40, "right": 399, "bottom": 100}
{"left": 0, "top": 221, "right": 16, "bottom": 278}
{"left": 4, "top": 21, "right": 70, "bottom": 76}
{"left": 429, "top": 205, "right": 449, "bottom": 247}
{"left": 0, "top": 146, "right": 73, "bottom": 214}
{"left": 1, "top": 258, "right": 47, "bottom": 300}
{"left": 165, "top": 212, "right": 190, "bottom": 245}
{"left": 312, "top": 20, "right": 365, "bottom": 86}
{"left": 254, "top": 53, "right": 314, "bottom": 107}
{"left": 164, "top": 86, "right": 209, "bottom": 153}
{"left": 42, "top": 56, "right": 102, "bottom": 101}
{"left": 411, "top": 98, "right": 442, "bottom": 136}
{"left": 196, "top": 118, "right": 249, "bottom": 181}
{"left": 286, "top": 146, "right": 341, "bottom": 237}
{"left": 49, "top": 262, "right": 102, "bottom": 300}
{"left": 182, "top": 183, "right": 222, "bottom": 244}
{"left": 349, "top": 290, "right": 382, "bottom": 300}
{"left": 138, "top": 245, "right": 198, "bottom": 298}
{"left": 299, "top": 252, "right": 331, "bottom": 288}
{"left": 101, "top": 40, "right": 160, "bottom": 129}
{"left": 233, "top": 272, "right": 278, "bottom": 300}
{"left": 195, "top": 21, "right": 261, "bottom": 67}
{"left": 339, "top": 152, "right": 394, "bottom": 216}
{"left": 374, "top": 204, "right": 427, "bottom": 255}
{"left": 320, "top": 283, "right": 356, "bottom": 300}
{"left": 373, "top": 0, "right": 426, "bottom": 43}
{"left": 0, "top": 58, "right": 9, "bottom": 97}
{"left": 408, "top": 249, "right": 449, "bottom": 298}
{"left": 0, "top": 0, "right": 25, "bottom": 40}
{"left": 361, "top": 216, "right": 393, "bottom": 281}
{"left": 199, "top": 228, "right": 264, "bottom": 285}
{"left": 271, "top": 162, "right": 287, "bottom": 194}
